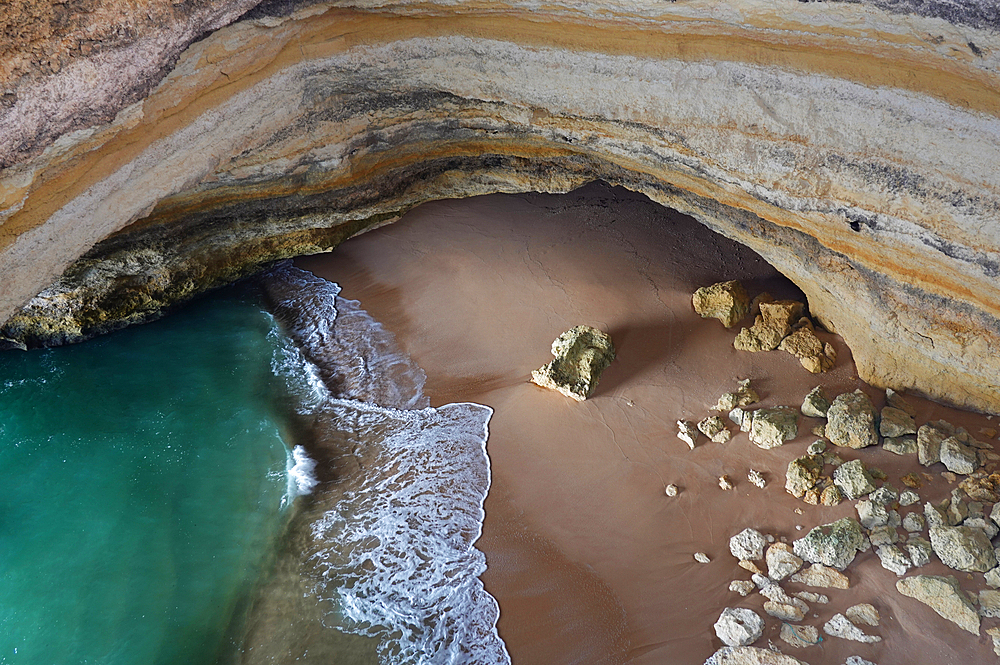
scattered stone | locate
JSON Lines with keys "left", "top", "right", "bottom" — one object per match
{"left": 720, "top": 475, "right": 735, "bottom": 491}
{"left": 729, "top": 407, "right": 752, "bottom": 432}
{"left": 870, "top": 484, "right": 898, "bottom": 506}
{"left": 880, "top": 406, "right": 917, "bottom": 438}
{"left": 703, "top": 646, "right": 807, "bottom": 665}
{"left": 801, "top": 386, "right": 832, "bottom": 418}
{"left": 845, "top": 603, "right": 880, "bottom": 627}
{"left": 807, "top": 439, "right": 826, "bottom": 455}
{"left": 963, "top": 516, "right": 998, "bottom": 539}
{"left": 733, "top": 301, "right": 803, "bottom": 352}
{"left": 885, "top": 388, "right": 917, "bottom": 416}
{"left": 902, "top": 512, "right": 925, "bottom": 532}
{"left": 794, "top": 591, "right": 829, "bottom": 604}
{"left": 869, "top": 526, "right": 899, "bottom": 547}
{"left": 982, "top": 427, "right": 999, "bottom": 439}
{"left": 869, "top": 467, "right": 888, "bottom": 481}
{"left": 899, "top": 489, "right": 920, "bottom": 506}
{"left": 714, "top": 379, "right": 760, "bottom": 411}
{"left": 924, "top": 502, "right": 947, "bottom": 529}
{"left": 811, "top": 424, "right": 826, "bottom": 438}
{"left": 969, "top": 501, "right": 984, "bottom": 519}
{"left": 988, "top": 628, "right": 1000, "bottom": 657}
{"left": 665, "top": 484, "right": 679, "bottom": 497}
{"left": 785, "top": 455, "right": 824, "bottom": 499}
{"left": 946, "top": 490, "right": 969, "bottom": 525}
{"left": 823, "top": 613, "right": 881, "bottom": 643}
{"left": 730, "top": 528, "right": 769, "bottom": 561}
{"left": 779, "top": 328, "right": 836, "bottom": 374}
{"left": 677, "top": 420, "right": 700, "bottom": 449}
{"left": 530, "top": 326, "right": 615, "bottom": 401}
{"left": 900, "top": 473, "right": 922, "bottom": 489}
{"left": 917, "top": 421, "right": 952, "bottom": 467}
{"left": 856, "top": 500, "right": 889, "bottom": 530}
{"left": 790, "top": 563, "right": 850, "bottom": 589}
{"left": 802, "top": 488, "right": 821, "bottom": 505}
{"left": 749, "top": 407, "right": 799, "bottom": 449}
{"left": 730, "top": 580, "right": 755, "bottom": 596}
{"left": 714, "top": 607, "right": 765, "bottom": 647}
{"left": 699, "top": 416, "right": 733, "bottom": 443}
{"left": 845, "top": 657, "right": 876, "bottom": 665}
{"left": 962, "top": 473, "right": 1000, "bottom": 502}
{"left": 739, "top": 559, "right": 765, "bottom": 575}
{"left": 693, "top": 281, "right": 751, "bottom": 328}
{"left": 764, "top": 601, "right": 806, "bottom": 622}
{"left": 821, "top": 485, "right": 843, "bottom": 506}
{"left": 793, "top": 518, "right": 866, "bottom": 570}
{"left": 766, "top": 542, "right": 804, "bottom": 581}
{"left": 875, "top": 544, "right": 911, "bottom": 575}
{"left": 883, "top": 435, "right": 918, "bottom": 456}
{"left": 979, "top": 590, "right": 1000, "bottom": 618}
{"left": 940, "top": 436, "right": 978, "bottom": 475}
{"left": 695, "top": 552, "right": 711, "bottom": 563}
{"left": 987, "top": 567, "right": 1000, "bottom": 588}
{"left": 928, "top": 525, "right": 997, "bottom": 572}
{"left": 907, "top": 537, "right": 933, "bottom": 567}
{"left": 826, "top": 391, "right": 878, "bottom": 449}
{"left": 833, "top": 460, "right": 876, "bottom": 500}
{"left": 779, "top": 623, "right": 820, "bottom": 648}
{"left": 748, "top": 469, "right": 767, "bottom": 489}
{"left": 896, "top": 575, "right": 980, "bottom": 635}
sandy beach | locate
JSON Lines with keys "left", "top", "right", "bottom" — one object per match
{"left": 296, "top": 182, "right": 999, "bottom": 665}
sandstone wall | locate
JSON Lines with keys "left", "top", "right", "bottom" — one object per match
{"left": 1, "top": 1, "right": 998, "bottom": 412}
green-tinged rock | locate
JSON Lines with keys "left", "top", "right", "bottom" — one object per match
{"left": 896, "top": 575, "right": 980, "bottom": 635}
{"left": 785, "top": 454, "right": 824, "bottom": 498}
{"left": 749, "top": 407, "right": 799, "bottom": 449}
{"left": 826, "top": 390, "right": 878, "bottom": 449}
{"left": 530, "top": 326, "right": 615, "bottom": 401}
{"left": 793, "top": 518, "right": 866, "bottom": 571}
{"left": 928, "top": 526, "right": 997, "bottom": 572}
{"left": 693, "top": 281, "right": 750, "bottom": 328}
{"left": 833, "top": 459, "right": 876, "bottom": 500}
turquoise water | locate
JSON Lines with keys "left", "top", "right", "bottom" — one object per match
{"left": 0, "top": 290, "right": 292, "bottom": 665}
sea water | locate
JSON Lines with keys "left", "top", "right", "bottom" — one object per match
{"left": 0, "top": 290, "right": 293, "bottom": 665}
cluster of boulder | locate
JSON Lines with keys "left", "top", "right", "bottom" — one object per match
{"left": 692, "top": 280, "right": 836, "bottom": 374}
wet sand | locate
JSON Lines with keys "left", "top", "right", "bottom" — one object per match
{"left": 296, "top": 182, "right": 1000, "bottom": 664}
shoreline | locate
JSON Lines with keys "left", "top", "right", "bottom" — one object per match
{"left": 296, "top": 182, "right": 1000, "bottom": 664}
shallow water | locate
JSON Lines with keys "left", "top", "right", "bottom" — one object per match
{"left": 0, "top": 290, "right": 292, "bottom": 665}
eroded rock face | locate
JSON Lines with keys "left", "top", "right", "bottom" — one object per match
{"left": 2, "top": 0, "right": 1000, "bottom": 415}
{"left": 530, "top": 326, "right": 615, "bottom": 401}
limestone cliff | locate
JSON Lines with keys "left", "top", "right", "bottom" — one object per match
{"left": 1, "top": 0, "right": 998, "bottom": 412}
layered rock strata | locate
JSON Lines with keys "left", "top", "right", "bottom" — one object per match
{"left": 2, "top": 0, "right": 999, "bottom": 412}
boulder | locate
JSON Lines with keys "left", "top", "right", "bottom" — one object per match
{"left": 778, "top": 328, "right": 837, "bottom": 373}
{"left": 730, "top": 580, "right": 755, "bottom": 596}
{"left": 820, "top": 485, "right": 843, "bottom": 506}
{"left": 869, "top": 526, "right": 899, "bottom": 547}
{"left": 693, "top": 281, "right": 750, "bottom": 328}
{"left": 979, "top": 590, "right": 1000, "bottom": 618}
{"left": 713, "top": 379, "right": 760, "bottom": 411}
{"left": 801, "top": 386, "right": 831, "bottom": 418}
{"left": 879, "top": 406, "right": 917, "bottom": 437}
{"left": 704, "top": 646, "right": 807, "bottom": 665}
{"left": 677, "top": 420, "right": 700, "bottom": 449}
{"left": 845, "top": 603, "right": 880, "bottom": 627}
{"left": 785, "top": 454, "right": 824, "bottom": 499}
{"left": 749, "top": 407, "right": 799, "bottom": 449}
{"left": 899, "top": 489, "right": 920, "bottom": 506}
{"left": 699, "top": 415, "right": 732, "bottom": 443}
{"left": 917, "top": 421, "right": 952, "bottom": 467}
{"left": 747, "top": 469, "right": 767, "bottom": 489}
{"left": 729, "top": 407, "right": 753, "bottom": 432}
{"left": 928, "top": 525, "right": 997, "bottom": 572}
{"left": 766, "top": 542, "right": 804, "bottom": 581}
{"left": 807, "top": 439, "right": 827, "bottom": 455}
{"left": 826, "top": 391, "right": 878, "bottom": 449}
{"left": 869, "top": 484, "right": 898, "bottom": 506}
{"left": 989, "top": 628, "right": 1000, "bottom": 657}
{"left": 530, "top": 326, "right": 615, "bottom": 401}
{"left": 856, "top": 499, "right": 889, "bottom": 529}
{"left": 940, "top": 436, "right": 978, "bottom": 475}
{"left": 885, "top": 388, "right": 917, "bottom": 417}
{"left": 896, "top": 575, "right": 980, "bottom": 635}
{"left": 714, "top": 607, "right": 764, "bottom": 647}
{"left": 963, "top": 516, "right": 998, "bottom": 539}
{"left": 793, "top": 518, "right": 866, "bottom": 570}
{"left": 833, "top": 460, "right": 876, "bottom": 500}
{"left": 779, "top": 623, "right": 820, "bottom": 649}
{"left": 875, "top": 544, "right": 911, "bottom": 575}
{"left": 907, "top": 537, "right": 933, "bottom": 567}
{"left": 883, "top": 435, "right": 917, "bottom": 455}
{"left": 823, "top": 614, "right": 881, "bottom": 643}
{"left": 902, "top": 512, "right": 925, "bottom": 532}
{"left": 794, "top": 591, "right": 829, "bottom": 604}
{"left": 733, "top": 301, "right": 803, "bottom": 353}
{"left": 764, "top": 601, "right": 806, "bottom": 622}
{"left": 730, "top": 528, "right": 768, "bottom": 561}
{"left": 986, "top": 567, "right": 1000, "bottom": 588}
{"left": 790, "top": 563, "right": 850, "bottom": 589}
{"left": 960, "top": 473, "right": 1000, "bottom": 503}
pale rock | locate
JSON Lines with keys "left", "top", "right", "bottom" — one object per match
{"left": 729, "top": 407, "right": 753, "bottom": 432}
{"left": 883, "top": 435, "right": 918, "bottom": 455}
{"left": 946, "top": 490, "right": 969, "bottom": 525}
{"left": 779, "top": 623, "right": 820, "bottom": 649}
{"left": 844, "top": 658, "right": 877, "bottom": 665}
{"left": 764, "top": 601, "right": 805, "bottom": 622}
{"left": 665, "top": 484, "right": 679, "bottom": 497}
{"left": 924, "top": 502, "right": 947, "bottom": 529}
{"left": 719, "top": 475, "right": 735, "bottom": 490}
{"left": 833, "top": 460, "right": 876, "bottom": 500}
{"left": 793, "top": 518, "right": 866, "bottom": 571}
{"left": 530, "top": 326, "right": 615, "bottom": 401}
{"left": 820, "top": 485, "right": 843, "bottom": 506}
{"left": 677, "top": 420, "right": 700, "bottom": 449}
{"left": 963, "top": 516, "right": 998, "bottom": 539}
{"left": 868, "top": 526, "right": 899, "bottom": 547}
{"left": 785, "top": 454, "right": 823, "bottom": 499}
{"left": 699, "top": 415, "right": 732, "bottom": 443}
{"left": 928, "top": 525, "right": 997, "bottom": 572}
{"left": 739, "top": 560, "right": 765, "bottom": 575}
{"left": 879, "top": 406, "right": 917, "bottom": 438}
{"left": 693, "top": 281, "right": 750, "bottom": 328}
{"left": 988, "top": 628, "right": 1000, "bottom": 657}
{"left": 714, "top": 607, "right": 764, "bottom": 647}
{"left": 845, "top": 603, "right": 880, "bottom": 627}
{"left": 730, "top": 580, "right": 755, "bottom": 596}
{"left": 807, "top": 439, "right": 826, "bottom": 455}
{"left": 790, "top": 563, "right": 850, "bottom": 589}
{"left": 899, "top": 489, "right": 920, "bottom": 507}
{"left": 875, "top": 544, "right": 911, "bottom": 575}
{"left": 749, "top": 407, "right": 799, "bottom": 449}
{"left": 747, "top": 469, "right": 767, "bottom": 489}
{"left": 987, "top": 567, "right": 1000, "bottom": 589}
{"left": 855, "top": 499, "right": 889, "bottom": 529}
{"left": 714, "top": 379, "right": 760, "bottom": 411}
{"left": 917, "top": 421, "right": 952, "bottom": 467}
{"left": 940, "top": 436, "right": 978, "bottom": 475}
{"left": 906, "top": 537, "right": 933, "bottom": 567}
{"left": 869, "top": 484, "right": 898, "bottom": 507}
{"left": 979, "top": 590, "right": 1000, "bottom": 617}
{"left": 703, "top": 646, "right": 807, "bottom": 665}
{"left": 733, "top": 301, "right": 802, "bottom": 352}
{"left": 826, "top": 391, "right": 878, "bottom": 449}
{"left": 896, "top": 575, "right": 980, "bottom": 635}
{"left": 766, "top": 542, "right": 803, "bottom": 581}
{"left": 801, "top": 386, "right": 832, "bottom": 418}
{"left": 885, "top": 388, "right": 917, "bottom": 417}
{"left": 902, "top": 512, "right": 925, "bottom": 532}
{"left": 794, "top": 591, "right": 829, "bottom": 604}
{"left": 695, "top": 552, "right": 711, "bottom": 563}
{"left": 779, "top": 328, "right": 836, "bottom": 374}
{"left": 823, "top": 613, "right": 881, "bottom": 643}
{"left": 730, "top": 528, "right": 768, "bottom": 561}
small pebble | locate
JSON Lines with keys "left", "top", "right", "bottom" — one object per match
{"left": 795, "top": 525, "right": 803, "bottom": 531}
{"left": 719, "top": 475, "right": 734, "bottom": 491}
{"left": 665, "top": 484, "right": 679, "bottom": 497}
{"left": 748, "top": 469, "right": 767, "bottom": 489}
{"left": 695, "top": 552, "right": 711, "bottom": 563}
{"left": 941, "top": 471, "right": 958, "bottom": 483}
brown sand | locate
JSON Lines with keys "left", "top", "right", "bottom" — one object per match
{"left": 296, "top": 182, "right": 999, "bottom": 665}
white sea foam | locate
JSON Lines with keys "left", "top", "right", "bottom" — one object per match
{"left": 261, "top": 262, "right": 509, "bottom": 665}
{"left": 288, "top": 445, "right": 319, "bottom": 496}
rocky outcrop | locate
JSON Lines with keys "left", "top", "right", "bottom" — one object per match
{"left": 530, "top": 326, "right": 615, "bottom": 401}
{"left": 2, "top": 0, "right": 1000, "bottom": 415}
